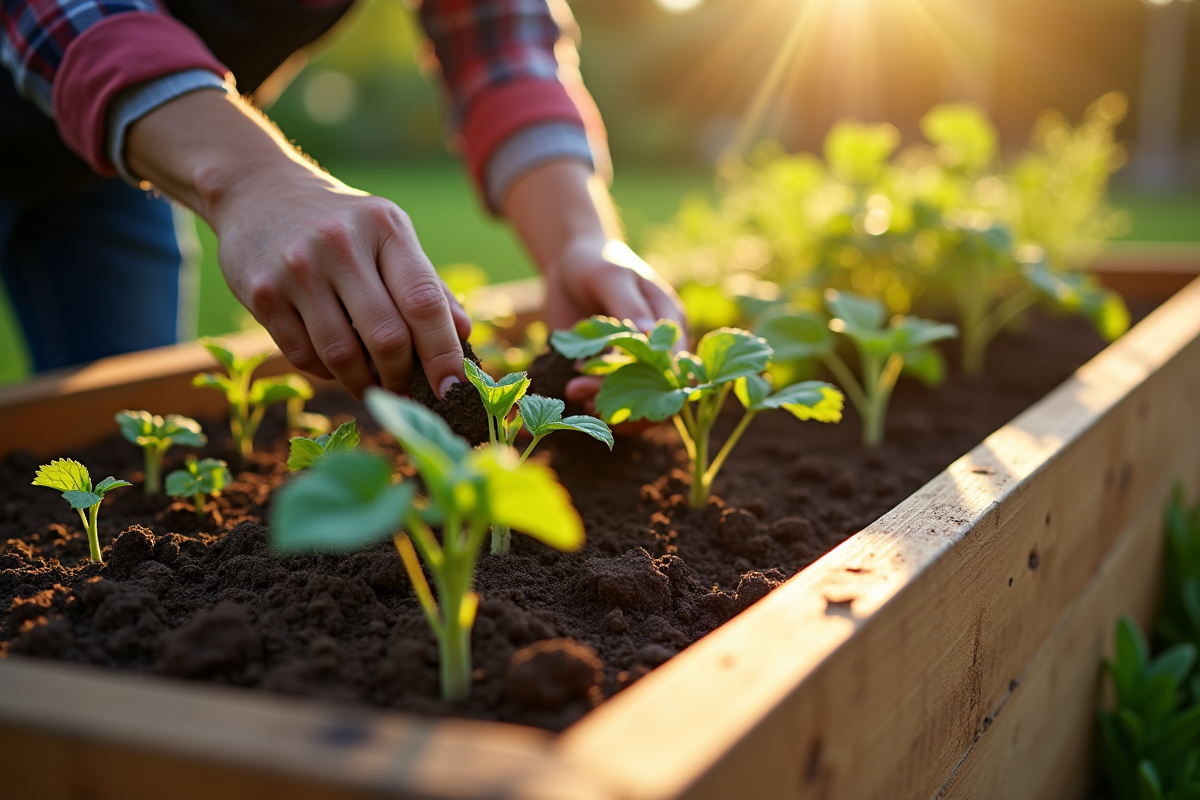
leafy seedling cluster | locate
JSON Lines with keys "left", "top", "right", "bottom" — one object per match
{"left": 1157, "top": 484, "right": 1200, "bottom": 652}
{"left": 758, "top": 290, "right": 957, "bottom": 447}
{"left": 462, "top": 358, "right": 613, "bottom": 553}
{"left": 115, "top": 410, "right": 207, "bottom": 495}
{"left": 166, "top": 456, "right": 232, "bottom": 519}
{"left": 1099, "top": 616, "right": 1200, "bottom": 800}
{"left": 193, "top": 337, "right": 313, "bottom": 458}
{"left": 273, "top": 389, "right": 584, "bottom": 701}
{"left": 32, "top": 460, "right": 131, "bottom": 562}
{"left": 552, "top": 316, "right": 843, "bottom": 508}
{"left": 288, "top": 419, "right": 361, "bottom": 471}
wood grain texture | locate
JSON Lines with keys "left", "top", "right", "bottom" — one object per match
{"left": 556, "top": 277, "right": 1200, "bottom": 800}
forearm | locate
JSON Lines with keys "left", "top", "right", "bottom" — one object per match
{"left": 125, "top": 89, "right": 338, "bottom": 227}
{"left": 501, "top": 161, "right": 621, "bottom": 272}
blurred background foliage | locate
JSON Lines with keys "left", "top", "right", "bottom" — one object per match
{"left": 2, "top": 0, "right": 1199, "bottom": 383}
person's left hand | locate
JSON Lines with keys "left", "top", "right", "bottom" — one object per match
{"left": 542, "top": 238, "right": 687, "bottom": 412}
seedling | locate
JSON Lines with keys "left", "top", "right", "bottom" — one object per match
{"left": 462, "top": 359, "right": 613, "bottom": 553}
{"left": 287, "top": 396, "right": 331, "bottom": 436}
{"left": 758, "top": 290, "right": 957, "bottom": 447}
{"left": 166, "top": 456, "right": 231, "bottom": 519}
{"left": 1098, "top": 617, "right": 1200, "bottom": 800}
{"left": 288, "top": 419, "right": 361, "bottom": 471}
{"left": 273, "top": 390, "right": 584, "bottom": 702}
{"left": 552, "top": 316, "right": 843, "bottom": 508}
{"left": 193, "top": 337, "right": 313, "bottom": 458}
{"left": 31, "top": 460, "right": 131, "bottom": 562}
{"left": 114, "top": 410, "right": 207, "bottom": 495}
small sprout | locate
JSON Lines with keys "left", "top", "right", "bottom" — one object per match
{"left": 32, "top": 459, "right": 131, "bottom": 562}
{"left": 462, "top": 359, "right": 612, "bottom": 553}
{"left": 759, "top": 290, "right": 957, "bottom": 447}
{"left": 193, "top": 337, "right": 313, "bottom": 459}
{"left": 273, "top": 390, "right": 584, "bottom": 702}
{"left": 166, "top": 456, "right": 231, "bottom": 519}
{"left": 287, "top": 419, "right": 361, "bottom": 471}
{"left": 115, "top": 410, "right": 207, "bottom": 495}
{"left": 553, "top": 316, "right": 842, "bottom": 508}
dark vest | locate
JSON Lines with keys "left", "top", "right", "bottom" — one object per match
{"left": 0, "top": 0, "right": 353, "bottom": 200}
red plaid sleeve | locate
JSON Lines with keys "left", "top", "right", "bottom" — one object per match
{"left": 418, "top": 0, "right": 605, "bottom": 194}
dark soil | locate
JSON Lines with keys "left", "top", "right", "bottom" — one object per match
{"left": 409, "top": 340, "right": 490, "bottom": 446}
{"left": 0, "top": 308, "right": 1152, "bottom": 731}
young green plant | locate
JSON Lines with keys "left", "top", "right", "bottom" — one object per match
{"left": 552, "top": 317, "right": 843, "bottom": 509}
{"left": 287, "top": 419, "right": 360, "bottom": 471}
{"left": 1158, "top": 484, "right": 1200, "bottom": 653}
{"left": 31, "top": 460, "right": 131, "bottom": 562}
{"left": 1098, "top": 616, "right": 1200, "bottom": 800}
{"left": 462, "top": 358, "right": 613, "bottom": 553}
{"left": 193, "top": 337, "right": 313, "bottom": 459}
{"left": 758, "top": 290, "right": 957, "bottom": 447}
{"left": 166, "top": 456, "right": 231, "bottom": 519}
{"left": 114, "top": 410, "right": 207, "bottom": 495}
{"left": 272, "top": 389, "right": 584, "bottom": 702}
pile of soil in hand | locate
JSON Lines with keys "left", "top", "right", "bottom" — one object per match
{"left": 0, "top": 309, "right": 1151, "bottom": 731}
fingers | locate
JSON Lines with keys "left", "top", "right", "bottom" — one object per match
{"left": 376, "top": 214, "right": 465, "bottom": 398}
{"left": 266, "top": 307, "right": 333, "bottom": 380}
{"left": 296, "top": 294, "right": 376, "bottom": 399}
{"left": 639, "top": 275, "right": 690, "bottom": 350}
{"left": 585, "top": 267, "right": 657, "bottom": 332}
{"left": 333, "top": 268, "right": 417, "bottom": 396}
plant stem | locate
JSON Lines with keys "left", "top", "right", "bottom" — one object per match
{"left": 703, "top": 411, "right": 757, "bottom": 492}
{"left": 490, "top": 524, "right": 511, "bottom": 555}
{"left": 689, "top": 421, "right": 710, "bottom": 509}
{"left": 143, "top": 447, "right": 162, "bottom": 495}
{"left": 79, "top": 504, "right": 102, "bottom": 563}
{"left": 194, "top": 491, "right": 205, "bottom": 520}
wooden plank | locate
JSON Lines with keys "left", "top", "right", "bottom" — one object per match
{"left": 935, "top": 440, "right": 1200, "bottom": 799}
{"left": 555, "top": 277, "right": 1200, "bottom": 800}
{"left": 0, "top": 658, "right": 610, "bottom": 800}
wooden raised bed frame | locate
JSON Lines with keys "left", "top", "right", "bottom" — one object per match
{"left": 2, "top": 255, "right": 1199, "bottom": 800}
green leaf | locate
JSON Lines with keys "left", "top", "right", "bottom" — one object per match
{"left": 288, "top": 437, "right": 326, "bottom": 471}
{"left": 32, "top": 459, "right": 91, "bottom": 493}
{"left": 198, "top": 337, "right": 238, "bottom": 371}
{"left": 1137, "top": 760, "right": 1165, "bottom": 800}
{"left": 249, "top": 374, "right": 313, "bottom": 407}
{"left": 1117, "top": 617, "right": 1151, "bottom": 681}
{"left": 595, "top": 361, "right": 695, "bottom": 424}
{"left": 756, "top": 312, "right": 834, "bottom": 362}
{"left": 193, "top": 372, "right": 238, "bottom": 398}
{"left": 824, "top": 290, "right": 886, "bottom": 330}
{"left": 165, "top": 469, "right": 199, "bottom": 497}
{"left": 192, "top": 458, "right": 231, "bottom": 494}
{"left": 115, "top": 410, "right": 153, "bottom": 444}
{"left": 94, "top": 476, "right": 131, "bottom": 496}
{"left": 549, "top": 416, "right": 615, "bottom": 449}
{"left": 463, "top": 359, "right": 530, "bottom": 419}
{"left": 696, "top": 328, "right": 772, "bottom": 385}
{"left": 365, "top": 388, "right": 469, "bottom": 506}
{"left": 160, "top": 415, "right": 207, "bottom": 448}
{"left": 324, "top": 420, "right": 360, "bottom": 453}
{"left": 580, "top": 353, "right": 635, "bottom": 375}
{"left": 62, "top": 490, "right": 102, "bottom": 510}
{"left": 1022, "top": 260, "right": 1130, "bottom": 342}
{"left": 920, "top": 103, "right": 998, "bottom": 173}
{"left": 892, "top": 318, "right": 959, "bottom": 352}
{"left": 550, "top": 316, "right": 642, "bottom": 359}
{"left": 1148, "top": 644, "right": 1197, "bottom": 687}
{"left": 1137, "top": 675, "right": 1177, "bottom": 729}
{"left": 824, "top": 120, "right": 899, "bottom": 183}
{"left": 738, "top": 378, "right": 845, "bottom": 423}
{"left": 272, "top": 451, "right": 413, "bottom": 554}
{"left": 902, "top": 345, "right": 947, "bottom": 387}
{"left": 517, "top": 394, "right": 565, "bottom": 434}
{"left": 472, "top": 449, "right": 584, "bottom": 551}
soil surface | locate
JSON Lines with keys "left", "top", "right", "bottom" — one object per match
{"left": 0, "top": 308, "right": 1153, "bottom": 731}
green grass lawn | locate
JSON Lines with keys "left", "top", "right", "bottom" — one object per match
{"left": 1, "top": 164, "right": 1195, "bottom": 386}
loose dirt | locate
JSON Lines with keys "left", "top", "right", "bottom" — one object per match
{"left": 0, "top": 308, "right": 1149, "bottom": 731}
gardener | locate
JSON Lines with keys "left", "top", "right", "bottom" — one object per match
{"left": 0, "top": 0, "right": 683, "bottom": 403}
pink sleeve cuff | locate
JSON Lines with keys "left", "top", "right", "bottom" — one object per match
{"left": 52, "top": 11, "right": 229, "bottom": 176}
{"left": 461, "top": 77, "right": 587, "bottom": 191}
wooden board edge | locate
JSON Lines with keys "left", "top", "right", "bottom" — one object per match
{"left": 554, "top": 277, "right": 1200, "bottom": 800}
{"left": 0, "top": 657, "right": 610, "bottom": 800}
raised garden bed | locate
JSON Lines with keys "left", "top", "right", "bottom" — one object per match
{"left": 2, "top": 257, "right": 1199, "bottom": 799}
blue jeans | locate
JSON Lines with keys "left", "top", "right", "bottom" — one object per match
{"left": 0, "top": 179, "right": 195, "bottom": 373}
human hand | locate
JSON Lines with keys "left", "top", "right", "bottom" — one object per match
{"left": 544, "top": 238, "right": 687, "bottom": 413}
{"left": 211, "top": 169, "right": 471, "bottom": 400}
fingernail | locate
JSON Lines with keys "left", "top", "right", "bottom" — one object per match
{"left": 438, "top": 376, "right": 460, "bottom": 399}
{"left": 634, "top": 317, "right": 655, "bottom": 332}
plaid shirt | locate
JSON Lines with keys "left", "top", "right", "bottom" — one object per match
{"left": 1, "top": 0, "right": 600, "bottom": 204}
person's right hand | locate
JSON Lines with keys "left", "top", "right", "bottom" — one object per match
{"left": 210, "top": 167, "right": 470, "bottom": 399}
{"left": 126, "top": 90, "right": 470, "bottom": 400}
